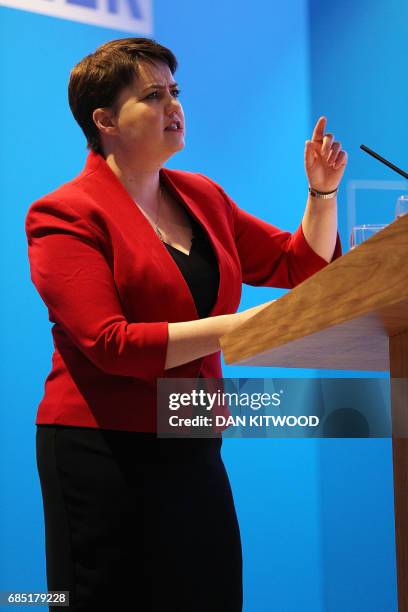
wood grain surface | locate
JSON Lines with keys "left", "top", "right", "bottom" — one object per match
{"left": 221, "top": 214, "right": 408, "bottom": 370}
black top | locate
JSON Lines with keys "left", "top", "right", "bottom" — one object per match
{"left": 163, "top": 216, "right": 220, "bottom": 319}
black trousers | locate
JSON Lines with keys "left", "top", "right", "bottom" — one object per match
{"left": 36, "top": 425, "right": 243, "bottom": 611}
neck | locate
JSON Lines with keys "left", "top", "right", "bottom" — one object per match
{"left": 105, "top": 149, "right": 163, "bottom": 217}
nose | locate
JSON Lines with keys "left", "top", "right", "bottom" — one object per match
{"left": 167, "top": 101, "right": 181, "bottom": 117}
{"left": 164, "top": 90, "right": 182, "bottom": 112}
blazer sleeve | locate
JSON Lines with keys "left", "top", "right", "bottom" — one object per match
{"left": 197, "top": 174, "right": 342, "bottom": 288}
{"left": 25, "top": 198, "right": 169, "bottom": 382}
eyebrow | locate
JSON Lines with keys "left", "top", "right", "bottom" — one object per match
{"left": 141, "top": 82, "right": 179, "bottom": 92}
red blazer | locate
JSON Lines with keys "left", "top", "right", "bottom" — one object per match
{"left": 25, "top": 151, "right": 342, "bottom": 432}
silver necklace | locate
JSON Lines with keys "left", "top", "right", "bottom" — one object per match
{"left": 135, "top": 185, "right": 164, "bottom": 241}
{"left": 137, "top": 185, "right": 194, "bottom": 248}
{"left": 153, "top": 187, "right": 164, "bottom": 241}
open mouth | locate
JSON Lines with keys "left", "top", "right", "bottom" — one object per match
{"left": 164, "top": 120, "right": 183, "bottom": 132}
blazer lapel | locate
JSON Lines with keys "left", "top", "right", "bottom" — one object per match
{"left": 81, "top": 152, "right": 218, "bottom": 321}
{"left": 160, "top": 167, "right": 227, "bottom": 317}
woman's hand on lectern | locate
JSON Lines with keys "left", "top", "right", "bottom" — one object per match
{"left": 304, "top": 116, "right": 348, "bottom": 192}
{"left": 233, "top": 300, "right": 277, "bottom": 327}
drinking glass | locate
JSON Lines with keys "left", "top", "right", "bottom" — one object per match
{"left": 395, "top": 195, "right": 408, "bottom": 219}
{"left": 350, "top": 224, "right": 387, "bottom": 250}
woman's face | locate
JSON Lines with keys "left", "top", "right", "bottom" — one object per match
{"left": 104, "top": 60, "right": 185, "bottom": 163}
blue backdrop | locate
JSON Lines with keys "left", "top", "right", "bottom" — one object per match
{"left": 1, "top": 0, "right": 406, "bottom": 610}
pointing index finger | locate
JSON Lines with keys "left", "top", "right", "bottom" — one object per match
{"left": 312, "top": 116, "right": 327, "bottom": 142}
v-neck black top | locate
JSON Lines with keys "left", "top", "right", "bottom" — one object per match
{"left": 163, "top": 216, "right": 220, "bottom": 319}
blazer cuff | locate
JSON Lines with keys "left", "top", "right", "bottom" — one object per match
{"left": 127, "top": 320, "right": 169, "bottom": 381}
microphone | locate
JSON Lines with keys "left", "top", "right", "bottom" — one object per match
{"left": 360, "top": 144, "right": 408, "bottom": 179}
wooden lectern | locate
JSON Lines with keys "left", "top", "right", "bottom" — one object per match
{"left": 220, "top": 213, "right": 408, "bottom": 610}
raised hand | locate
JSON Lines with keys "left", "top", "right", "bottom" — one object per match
{"left": 305, "top": 116, "right": 348, "bottom": 193}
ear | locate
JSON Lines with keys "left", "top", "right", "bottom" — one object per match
{"left": 92, "top": 107, "right": 118, "bottom": 137}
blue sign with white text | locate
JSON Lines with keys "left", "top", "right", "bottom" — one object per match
{"left": 0, "top": 0, "right": 151, "bottom": 33}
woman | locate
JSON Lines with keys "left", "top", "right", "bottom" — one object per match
{"left": 26, "top": 38, "right": 346, "bottom": 611}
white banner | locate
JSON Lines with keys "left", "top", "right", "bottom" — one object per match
{"left": 0, "top": 0, "right": 152, "bottom": 34}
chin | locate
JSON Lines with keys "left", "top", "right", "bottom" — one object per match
{"left": 171, "top": 141, "right": 185, "bottom": 154}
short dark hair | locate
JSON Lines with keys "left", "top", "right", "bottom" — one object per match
{"left": 68, "top": 37, "right": 178, "bottom": 156}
